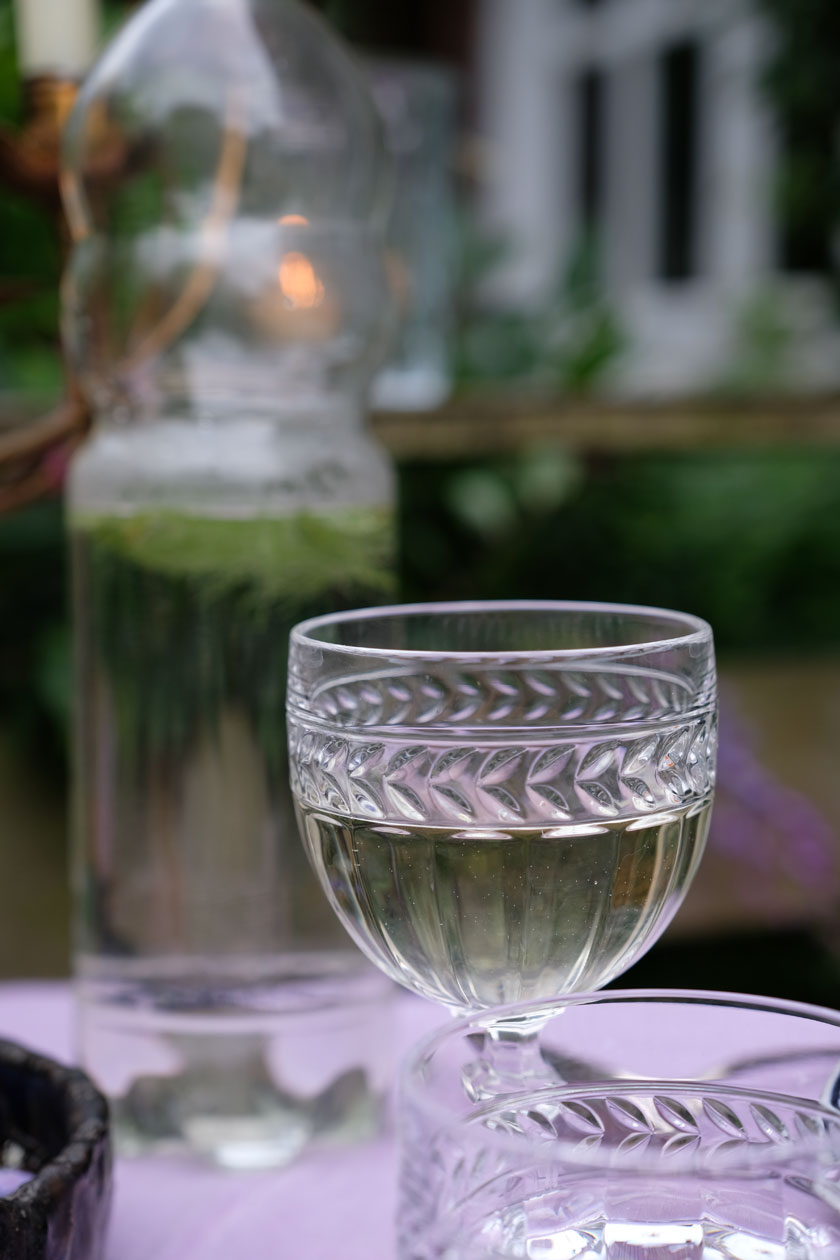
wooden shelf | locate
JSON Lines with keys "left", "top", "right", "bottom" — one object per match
{"left": 8, "top": 392, "right": 840, "bottom": 465}
{"left": 372, "top": 393, "right": 840, "bottom": 460}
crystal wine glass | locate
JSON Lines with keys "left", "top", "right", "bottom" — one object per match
{"left": 287, "top": 602, "right": 716, "bottom": 1041}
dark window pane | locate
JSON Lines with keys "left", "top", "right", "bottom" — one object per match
{"left": 577, "top": 68, "right": 605, "bottom": 231}
{"left": 658, "top": 40, "right": 701, "bottom": 281}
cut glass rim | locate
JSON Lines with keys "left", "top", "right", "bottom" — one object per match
{"left": 291, "top": 600, "right": 713, "bottom": 663}
{"left": 400, "top": 988, "right": 840, "bottom": 1174}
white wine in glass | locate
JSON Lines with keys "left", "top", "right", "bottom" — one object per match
{"left": 288, "top": 602, "right": 716, "bottom": 1018}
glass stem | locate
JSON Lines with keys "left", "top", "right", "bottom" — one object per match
{"left": 487, "top": 1017, "right": 550, "bottom": 1084}
{"left": 461, "top": 1012, "right": 558, "bottom": 1101}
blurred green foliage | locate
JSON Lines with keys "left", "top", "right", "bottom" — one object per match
{"left": 0, "top": 3, "right": 63, "bottom": 394}
{"left": 453, "top": 232, "right": 625, "bottom": 392}
{"left": 402, "top": 448, "right": 840, "bottom": 657}
{"left": 717, "top": 290, "right": 794, "bottom": 396}
{"left": 0, "top": 0, "right": 130, "bottom": 393}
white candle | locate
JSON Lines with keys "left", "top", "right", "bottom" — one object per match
{"left": 13, "top": 0, "right": 99, "bottom": 77}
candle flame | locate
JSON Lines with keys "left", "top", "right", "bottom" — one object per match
{"left": 279, "top": 214, "right": 309, "bottom": 227}
{"left": 278, "top": 251, "right": 325, "bottom": 310}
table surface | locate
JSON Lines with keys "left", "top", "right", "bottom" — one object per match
{"left": 4, "top": 984, "right": 839, "bottom": 1259}
{"left": 0, "top": 983, "right": 443, "bottom": 1260}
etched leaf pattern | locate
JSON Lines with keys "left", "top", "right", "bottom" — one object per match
{"left": 399, "top": 1087, "right": 840, "bottom": 1258}
{"left": 467, "top": 1090, "right": 833, "bottom": 1157}
{"left": 291, "top": 653, "right": 715, "bottom": 824}
{"left": 289, "top": 710, "right": 715, "bottom": 825}
{"left": 292, "top": 663, "right": 712, "bottom": 731}
{"left": 655, "top": 1096, "right": 699, "bottom": 1134}
{"left": 466, "top": 1089, "right": 834, "bottom": 1157}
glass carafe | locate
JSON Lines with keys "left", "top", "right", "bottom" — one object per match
{"left": 61, "top": 0, "right": 396, "bottom": 1168}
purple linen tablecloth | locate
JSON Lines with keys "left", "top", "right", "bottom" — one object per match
{"left": 0, "top": 983, "right": 443, "bottom": 1260}
{"left": 2, "top": 985, "right": 836, "bottom": 1259}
